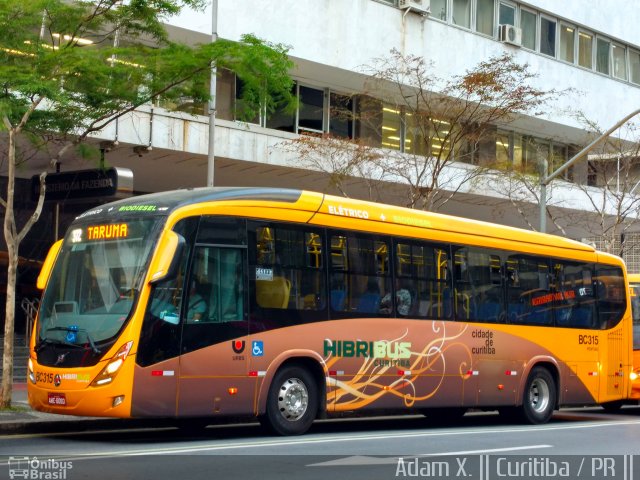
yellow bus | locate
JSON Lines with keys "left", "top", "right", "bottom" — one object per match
{"left": 28, "top": 188, "right": 632, "bottom": 435}
{"left": 627, "top": 273, "right": 640, "bottom": 400}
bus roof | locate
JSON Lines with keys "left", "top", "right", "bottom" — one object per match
{"left": 77, "top": 186, "right": 595, "bottom": 255}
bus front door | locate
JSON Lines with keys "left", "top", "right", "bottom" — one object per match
{"left": 177, "top": 246, "right": 253, "bottom": 417}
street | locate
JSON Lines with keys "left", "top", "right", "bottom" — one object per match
{"left": 0, "top": 407, "right": 639, "bottom": 479}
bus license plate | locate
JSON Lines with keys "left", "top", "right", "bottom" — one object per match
{"left": 47, "top": 393, "right": 66, "bottom": 406}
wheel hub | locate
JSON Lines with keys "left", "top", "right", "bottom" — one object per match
{"left": 277, "top": 378, "right": 309, "bottom": 422}
{"left": 529, "top": 378, "right": 550, "bottom": 413}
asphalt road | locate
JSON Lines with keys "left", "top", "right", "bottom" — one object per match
{"left": 1, "top": 407, "right": 639, "bottom": 480}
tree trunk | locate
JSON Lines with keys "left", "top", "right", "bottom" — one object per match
{"left": 1, "top": 128, "right": 17, "bottom": 408}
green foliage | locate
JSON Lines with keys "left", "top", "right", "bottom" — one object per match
{"left": 0, "top": 0, "right": 293, "bottom": 142}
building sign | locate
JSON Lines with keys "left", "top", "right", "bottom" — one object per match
{"left": 31, "top": 167, "right": 133, "bottom": 202}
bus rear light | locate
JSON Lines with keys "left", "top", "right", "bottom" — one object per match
{"left": 630, "top": 371, "right": 639, "bottom": 381}
{"left": 91, "top": 341, "right": 134, "bottom": 387}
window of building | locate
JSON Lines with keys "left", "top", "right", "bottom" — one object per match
{"left": 540, "top": 16, "right": 556, "bottom": 57}
{"left": 612, "top": 43, "right": 627, "bottom": 80}
{"left": 498, "top": 2, "right": 515, "bottom": 27}
{"left": 452, "top": 0, "right": 471, "bottom": 28}
{"left": 431, "top": 0, "right": 447, "bottom": 21}
{"left": 596, "top": 38, "right": 611, "bottom": 75}
{"left": 587, "top": 161, "right": 598, "bottom": 186}
{"left": 382, "top": 105, "right": 402, "bottom": 151}
{"left": 430, "top": 119, "right": 452, "bottom": 158}
{"left": 551, "top": 144, "right": 568, "bottom": 178}
{"left": 405, "top": 111, "right": 429, "bottom": 156}
{"left": 630, "top": 50, "right": 640, "bottom": 85}
{"left": 511, "top": 133, "right": 523, "bottom": 170}
{"left": 495, "top": 130, "right": 511, "bottom": 167}
{"left": 234, "top": 76, "right": 262, "bottom": 125}
{"left": 578, "top": 31, "right": 593, "bottom": 69}
{"left": 559, "top": 24, "right": 575, "bottom": 64}
{"left": 298, "top": 85, "right": 325, "bottom": 133}
{"left": 329, "top": 93, "right": 354, "bottom": 139}
{"left": 520, "top": 9, "right": 536, "bottom": 50}
{"left": 476, "top": 0, "right": 495, "bottom": 36}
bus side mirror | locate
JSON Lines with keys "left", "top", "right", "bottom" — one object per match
{"left": 148, "top": 230, "right": 185, "bottom": 284}
{"left": 37, "top": 239, "right": 63, "bottom": 290}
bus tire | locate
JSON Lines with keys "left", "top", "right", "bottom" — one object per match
{"left": 263, "top": 365, "right": 318, "bottom": 436}
{"left": 520, "top": 366, "right": 556, "bottom": 424}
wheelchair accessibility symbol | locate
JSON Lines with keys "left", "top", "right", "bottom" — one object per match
{"left": 252, "top": 340, "right": 264, "bottom": 357}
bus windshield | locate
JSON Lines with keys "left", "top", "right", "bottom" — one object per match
{"left": 37, "top": 218, "right": 162, "bottom": 352}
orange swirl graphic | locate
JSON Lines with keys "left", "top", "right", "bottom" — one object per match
{"left": 325, "top": 322, "right": 473, "bottom": 411}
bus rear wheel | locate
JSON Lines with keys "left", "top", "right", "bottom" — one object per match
{"left": 520, "top": 366, "right": 556, "bottom": 424}
{"left": 262, "top": 365, "right": 318, "bottom": 436}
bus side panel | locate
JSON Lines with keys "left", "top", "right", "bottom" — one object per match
{"left": 131, "top": 357, "right": 179, "bottom": 417}
{"left": 251, "top": 319, "right": 599, "bottom": 415}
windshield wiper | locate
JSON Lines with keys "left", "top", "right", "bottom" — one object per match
{"left": 45, "top": 327, "right": 102, "bottom": 355}
{"left": 35, "top": 337, "right": 84, "bottom": 353}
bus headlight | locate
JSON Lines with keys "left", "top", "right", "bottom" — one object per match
{"left": 631, "top": 371, "right": 639, "bottom": 382}
{"left": 28, "top": 358, "right": 35, "bottom": 384}
{"left": 91, "top": 341, "right": 133, "bottom": 387}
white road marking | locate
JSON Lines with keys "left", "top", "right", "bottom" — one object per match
{"left": 307, "top": 445, "right": 553, "bottom": 466}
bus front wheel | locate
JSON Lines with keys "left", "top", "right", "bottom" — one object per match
{"left": 520, "top": 366, "right": 556, "bottom": 424}
{"left": 262, "top": 365, "right": 318, "bottom": 435}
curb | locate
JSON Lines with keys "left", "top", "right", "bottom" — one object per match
{"left": 0, "top": 417, "right": 178, "bottom": 435}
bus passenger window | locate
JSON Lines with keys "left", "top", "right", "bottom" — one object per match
{"left": 506, "top": 255, "right": 551, "bottom": 325}
{"left": 327, "top": 233, "right": 391, "bottom": 318}
{"left": 594, "top": 265, "right": 626, "bottom": 329}
{"left": 249, "top": 222, "right": 326, "bottom": 327}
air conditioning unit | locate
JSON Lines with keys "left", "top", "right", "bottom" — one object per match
{"left": 398, "top": 0, "right": 430, "bottom": 16}
{"left": 499, "top": 24, "right": 522, "bottom": 46}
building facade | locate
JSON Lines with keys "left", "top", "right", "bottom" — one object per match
{"left": 7, "top": 0, "right": 640, "bottom": 268}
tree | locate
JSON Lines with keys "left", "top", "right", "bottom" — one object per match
{"left": 568, "top": 120, "right": 640, "bottom": 256}
{"left": 279, "top": 133, "right": 389, "bottom": 201}
{"left": 0, "top": 0, "right": 294, "bottom": 407}
{"left": 284, "top": 50, "right": 555, "bottom": 210}
{"left": 488, "top": 115, "right": 640, "bottom": 255}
